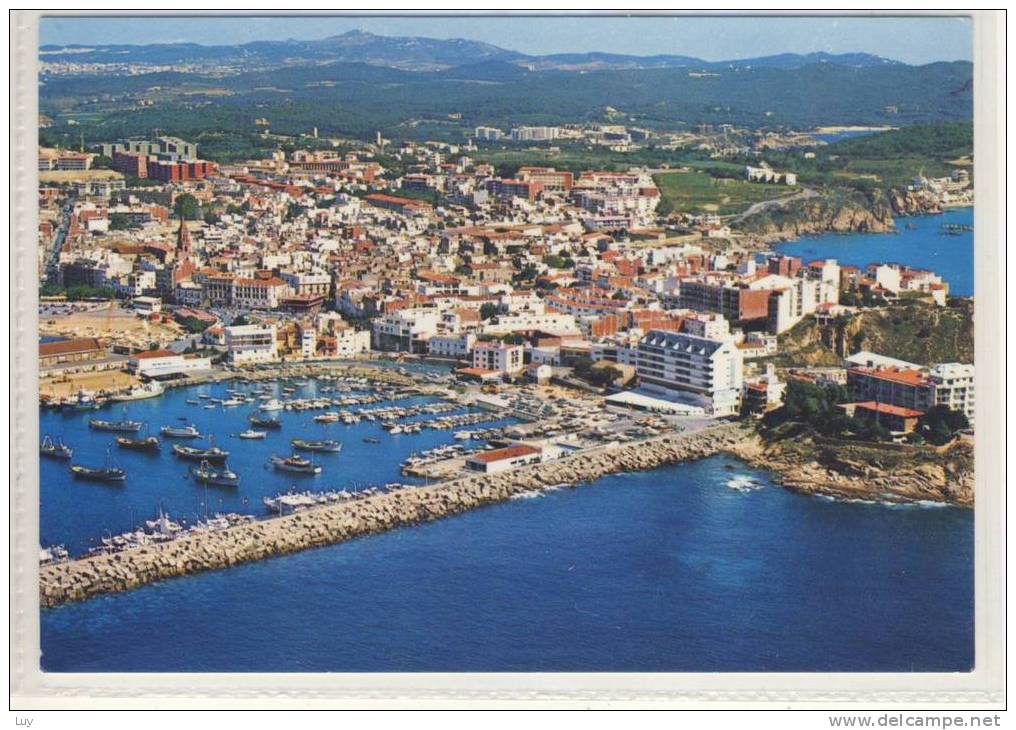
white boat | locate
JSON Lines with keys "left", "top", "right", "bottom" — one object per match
{"left": 161, "top": 424, "right": 201, "bottom": 439}
{"left": 220, "top": 398, "right": 244, "bottom": 407}
{"left": 260, "top": 399, "right": 284, "bottom": 412}
{"left": 186, "top": 399, "right": 200, "bottom": 405}
{"left": 314, "top": 412, "right": 340, "bottom": 423}
{"left": 109, "top": 381, "right": 165, "bottom": 402}
{"left": 238, "top": 429, "right": 267, "bottom": 440}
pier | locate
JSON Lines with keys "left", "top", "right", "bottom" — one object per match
{"left": 39, "top": 422, "right": 749, "bottom": 607}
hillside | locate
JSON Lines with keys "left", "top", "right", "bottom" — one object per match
{"left": 770, "top": 299, "right": 974, "bottom": 368}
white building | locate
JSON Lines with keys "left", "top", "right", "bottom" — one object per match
{"left": 636, "top": 330, "right": 744, "bottom": 416}
{"left": 465, "top": 444, "right": 542, "bottom": 474}
{"left": 224, "top": 323, "right": 278, "bottom": 365}
{"left": 128, "top": 349, "right": 212, "bottom": 378}
{"left": 428, "top": 333, "right": 477, "bottom": 359}
{"left": 473, "top": 341, "right": 525, "bottom": 375}
{"left": 928, "top": 363, "right": 975, "bottom": 424}
{"left": 131, "top": 295, "right": 162, "bottom": 315}
{"left": 372, "top": 308, "right": 440, "bottom": 353}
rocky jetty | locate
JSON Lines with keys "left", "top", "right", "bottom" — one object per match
{"left": 39, "top": 423, "right": 748, "bottom": 608}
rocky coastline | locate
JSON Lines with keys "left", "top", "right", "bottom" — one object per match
{"left": 726, "top": 432, "right": 975, "bottom": 506}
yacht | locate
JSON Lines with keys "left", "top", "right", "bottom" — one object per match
{"left": 238, "top": 429, "right": 267, "bottom": 440}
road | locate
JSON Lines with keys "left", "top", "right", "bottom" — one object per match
{"left": 45, "top": 195, "right": 76, "bottom": 285}
{"left": 729, "top": 187, "right": 818, "bottom": 225}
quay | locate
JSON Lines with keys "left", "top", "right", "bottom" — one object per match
{"left": 39, "top": 421, "right": 749, "bottom": 607}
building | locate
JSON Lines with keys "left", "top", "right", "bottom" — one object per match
{"left": 224, "top": 324, "right": 278, "bottom": 365}
{"left": 928, "top": 363, "right": 975, "bottom": 424}
{"left": 846, "top": 366, "right": 933, "bottom": 413}
{"left": 428, "top": 333, "right": 476, "bottom": 359}
{"left": 636, "top": 330, "right": 744, "bottom": 416}
{"left": 472, "top": 341, "right": 524, "bottom": 375}
{"left": 39, "top": 338, "right": 107, "bottom": 376}
{"left": 838, "top": 402, "right": 924, "bottom": 434}
{"left": 465, "top": 444, "right": 542, "bottom": 474}
{"left": 474, "top": 126, "right": 504, "bottom": 141}
{"left": 128, "top": 349, "right": 212, "bottom": 379}
{"left": 372, "top": 309, "right": 440, "bottom": 353}
{"left": 131, "top": 296, "right": 162, "bottom": 315}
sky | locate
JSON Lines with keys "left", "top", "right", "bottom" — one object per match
{"left": 39, "top": 14, "right": 973, "bottom": 65}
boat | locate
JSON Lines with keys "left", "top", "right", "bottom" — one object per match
{"left": 145, "top": 506, "right": 183, "bottom": 538}
{"left": 260, "top": 399, "right": 285, "bottom": 412}
{"left": 269, "top": 454, "right": 322, "bottom": 475}
{"left": 40, "top": 544, "right": 70, "bottom": 564}
{"left": 185, "top": 399, "right": 200, "bottom": 405}
{"left": 238, "top": 429, "right": 267, "bottom": 440}
{"left": 65, "top": 389, "right": 101, "bottom": 411}
{"left": 172, "top": 443, "right": 230, "bottom": 462}
{"left": 160, "top": 424, "right": 201, "bottom": 438}
{"left": 291, "top": 438, "right": 343, "bottom": 453}
{"left": 249, "top": 414, "right": 282, "bottom": 429}
{"left": 40, "top": 435, "right": 73, "bottom": 459}
{"left": 362, "top": 436, "right": 381, "bottom": 444}
{"left": 70, "top": 450, "right": 126, "bottom": 483}
{"left": 89, "top": 418, "right": 143, "bottom": 433}
{"left": 116, "top": 435, "right": 161, "bottom": 452}
{"left": 191, "top": 460, "right": 241, "bottom": 488}
{"left": 109, "top": 381, "right": 165, "bottom": 402}
{"left": 314, "top": 411, "right": 340, "bottom": 423}
{"left": 220, "top": 398, "right": 245, "bottom": 407}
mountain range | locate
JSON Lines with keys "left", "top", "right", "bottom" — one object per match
{"left": 41, "top": 29, "right": 908, "bottom": 72}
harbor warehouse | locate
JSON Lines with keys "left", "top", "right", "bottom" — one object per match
{"left": 128, "top": 349, "right": 213, "bottom": 378}
{"left": 465, "top": 444, "right": 542, "bottom": 474}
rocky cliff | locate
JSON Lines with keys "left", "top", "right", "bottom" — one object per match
{"left": 727, "top": 432, "right": 974, "bottom": 506}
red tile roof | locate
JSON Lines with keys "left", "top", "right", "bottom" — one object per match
{"left": 468, "top": 445, "right": 541, "bottom": 464}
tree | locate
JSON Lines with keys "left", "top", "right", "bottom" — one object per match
{"left": 479, "top": 303, "right": 500, "bottom": 321}
{"left": 109, "top": 213, "right": 139, "bottom": 231}
{"left": 920, "top": 405, "right": 970, "bottom": 445}
{"left": 173, "top": 193, "right": 201, "bottom": 221}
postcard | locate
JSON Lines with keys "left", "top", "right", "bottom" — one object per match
{"left": 9, "top": 10, "right": 1005, "bottom": 711}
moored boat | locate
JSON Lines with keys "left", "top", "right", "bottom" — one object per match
{"left": 238, "top": 429, "right": 267, "bottom": 440}
{"left": 109, "top": 381, "right": 165, "bottom": 402}
{"left": 71, "top": 450, "right": 126, "bottom": 483}
{"left": 291, "top": 438, "right": 343, "bottom": 453}
{"left": 40, "top": 435, "right": 73, "bottom": 459}
{"left": 89, "top": 418, "right": 143, "bottom": 433}
{"left": 260, "top": 399, "right": 285, "bottom": 412}
{"left": 172, "top": 443, "right": 229, "bottom": 462}
{"left": 269, "top": 454, "right": 322, "bottom": 475}
{"left": 363, "top": 436, "right": 381, "bottom": 444}
{"left": 249, "top": 413, "right": 282, "bottom": 429}
{"left": 116, "top": 435, "right": 161, "bottom": 452}
{"left": 160, "top": 424, "right": 201, "bottom": 438}
{"left": 191, "top": 460, "right": 241, "bottom": 487}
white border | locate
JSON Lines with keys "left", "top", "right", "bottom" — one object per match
{"left": 9, "top": 9, "right": 1006, "bottom": 708}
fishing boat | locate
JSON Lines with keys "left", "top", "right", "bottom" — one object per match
{"left": 362, "top": 436, "right": 381, "bottom": 444}
{"left": 191, "top": 460, "right": 241, "bottom": 488}
{"left": 116, "top": 435, "right": 161, "bottom": 452}
{"left": 269, "top": 454, "right": 322, "bottom": 475}
{"left": 160, "top": 424, "right": 201, "bottom": 438}
{"left": 291, "top": 438, "right": 343, "bottom": 453}
{"left": 109, "top": 381, "right": 165, "bottom": 402}
{"left": 70, "top": 450, "right": 126, "bottom": 483}
{"left": 249, "top": 413, "right": 282, "bottom": 429}
{"left": 89, "top": 417, "right": 143, "bottom": 433}
{"left": 40, "top": 435, "right": 73, "bottom": 459}
{"left": 65, "top": 389, "right": 101, "bottom": 411}
{"left": 172, "top": 443, "right": 230, "bottom": 463}
{"left": 238, "top": 429, "right": 267, "bottom": 440}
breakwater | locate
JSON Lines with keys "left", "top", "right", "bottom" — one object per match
{"left": 39, "top": 422, "right": 748, "bottom": 607}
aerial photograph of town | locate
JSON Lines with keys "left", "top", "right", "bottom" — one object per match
{"left": 34, "top": 14, "right": 975, "bottom": 673}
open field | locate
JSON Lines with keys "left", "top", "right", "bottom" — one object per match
{"left": 654, "top": 170, "right": 797, "bottom": 216}
{"left": 40, "top": 370, "right": 141, "bottom": 400}
{"left": 39, "top": 303, "right": 183, "bottom": 351}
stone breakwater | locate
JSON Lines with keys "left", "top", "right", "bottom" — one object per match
{"left": 39, "top": 423, "right": 749, "bottom": 608}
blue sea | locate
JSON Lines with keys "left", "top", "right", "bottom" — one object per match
{"left": 775, "top": 207, "right": 973, "bottom": 297}
{"left": 40, "top": 419, "right": 974, "bottom": 672}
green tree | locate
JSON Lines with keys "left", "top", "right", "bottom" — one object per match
{"left": 173, "top": 193, "right": 201, "bottom": 221}
{"left": 479, "top": 303, "right": 500, "bottom": 321}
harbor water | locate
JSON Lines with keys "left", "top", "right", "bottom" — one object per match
{"left": 775, "top": 207, "right": 973, "bottom": 297}
{"left": 40, "top": 454, "right": 973, "bottom": 672}
{"left": 40, "top": 372, "right": 516, "bottom": 556}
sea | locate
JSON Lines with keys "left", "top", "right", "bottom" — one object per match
{"left": 774, "top": 207, "right": 974, "bottom": 297}
{"left": 39, "top": 375, "right": 974, "bottom": 673}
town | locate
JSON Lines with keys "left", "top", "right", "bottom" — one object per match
{"left": 38, "top": 129, "right": 974, "bottom": 455}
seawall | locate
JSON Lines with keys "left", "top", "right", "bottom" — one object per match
{"left": 39, "top": 423, "right": 749, "bottom": 608}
